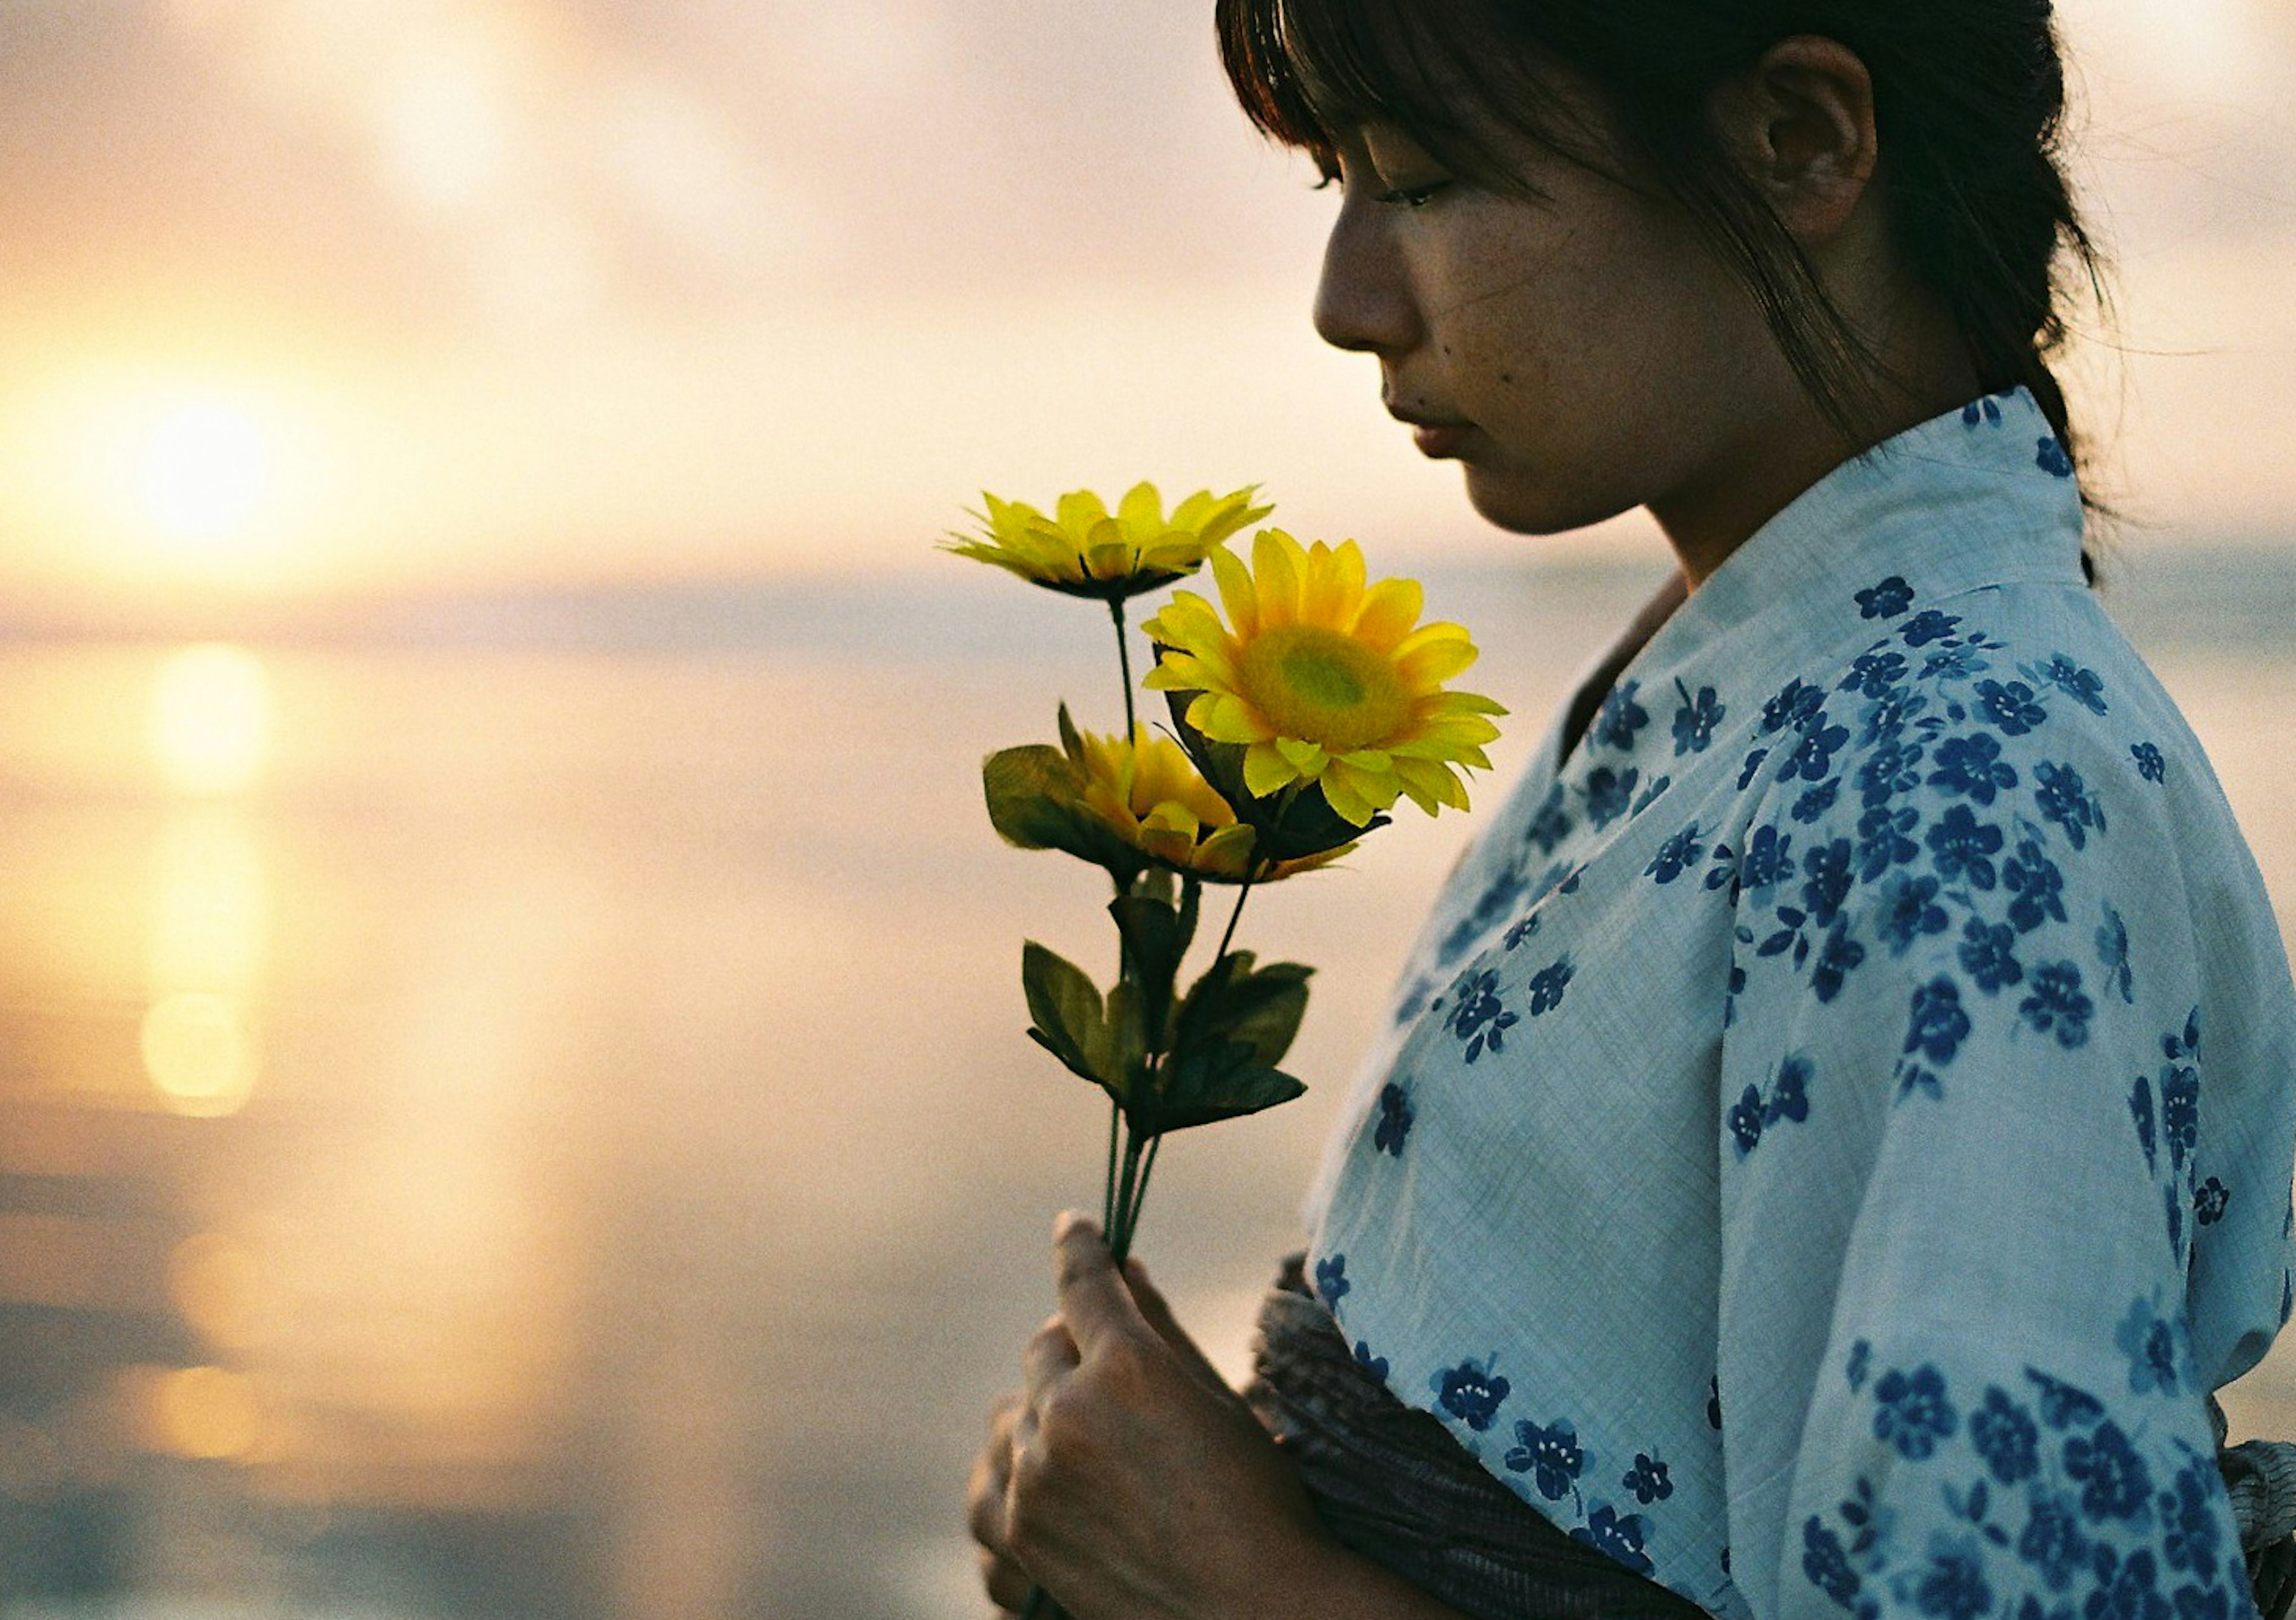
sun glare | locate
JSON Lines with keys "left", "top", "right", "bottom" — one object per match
{"left": 151, "top": 644, "right": 274, "bottom": 796}
{"left": 136, "top": 401, "right": 272, "bottom": 544}
{"left": 142, "top": 991, "right": 261, "bottom": 1117}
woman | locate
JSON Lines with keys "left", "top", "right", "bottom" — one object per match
{"left": 968, "top": 3, "right": 2296, "bottom": 1617}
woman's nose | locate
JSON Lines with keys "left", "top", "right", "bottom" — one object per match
{"left": 1312, "top": 197, "right": 1419, "bottom": 357}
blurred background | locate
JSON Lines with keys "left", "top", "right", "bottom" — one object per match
{"left": 0, "top": 1, "right": 2290, "bottom": 1616}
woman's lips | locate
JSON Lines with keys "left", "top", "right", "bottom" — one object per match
{"left": 1410, "top": 421, "right": 1473, "bottom": 459}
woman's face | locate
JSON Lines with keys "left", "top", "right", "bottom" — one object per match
{"left": 1312, "top": 106, "right": 1809, "bottom": 551}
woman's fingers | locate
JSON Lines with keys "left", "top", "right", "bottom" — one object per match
{"left": 967, "top": 1396, "right": 1034, "bottom": 1612}
{"left": 1050, "top": 1212, "right": 1154, "bottom": 1353}
{"left": 966, "top": 1398, "right": 1017, "bottom": 1543}
{"left": 976, "top": 1543, "right": 1034, "bottom": 1613}
{"left": 1021, "top": 1313, "right": 1079, "bottom": 1395}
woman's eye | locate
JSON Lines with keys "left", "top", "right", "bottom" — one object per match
{"left": 1376, "top": 179, "right": 1449, "bottom": 209}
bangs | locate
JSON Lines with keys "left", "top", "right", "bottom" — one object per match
{"left": 1214, "top": 0, "right": 1597, "bottom": 188}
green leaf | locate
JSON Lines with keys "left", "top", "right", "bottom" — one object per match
{"left": 1149, "top": 1037, "right": 1307, "bottom": 1131}
{"left": 984, "top": 745, "right": 1084, "bottom": 850}
{"left": 1103, "top": 978, "right": 1150, "bottom": 1100}
{"left": 1175, "top": 951, "right": 1314, "bottom": 1069}
{"left": 1024, "top": 1023, "right": 1095, "bottom": 1084}
{"left": 982, "top": 745, "right": 1143, "bottom": 880}
{"left": 1021, "top": 942, "right": 1121, "bottom": 1095}
{"left": 1057, "top": 701, "right": 1086, "bottom": 764}
{"left": 1109, "top": 892, "right": 1184, "bottom": 1041}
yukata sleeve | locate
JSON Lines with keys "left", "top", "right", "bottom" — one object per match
{"left": 1708, "top": 648, "right": 2282, "bottom": 1620}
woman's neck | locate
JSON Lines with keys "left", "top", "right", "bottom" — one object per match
{"left": 1653, "top": 218, "right": 1984, "bottom": 592}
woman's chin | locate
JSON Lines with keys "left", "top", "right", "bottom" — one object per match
{"left": 1459, "top": 466, "right": 1637, "bottom": 539}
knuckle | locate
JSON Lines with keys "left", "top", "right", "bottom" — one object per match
{"left": 1001, "top": 1479, "right": 1045, "bottom": 1566}
{"left": 1009, "top": 1409, "right": 1080, "bottom": 1508}
{"left": 988, "top": 1396, "right": 1021, "bottom": 1449}
{"left": 1028, "top": 1384, "right": 1106, "bottom": 1478}
{"left": 1091, "top": 1332, "right": 1156, "bottom": 1398}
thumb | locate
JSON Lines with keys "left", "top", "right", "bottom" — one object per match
{"left": 1052, "top": 1211, "right": 1150, "bottom": 1350}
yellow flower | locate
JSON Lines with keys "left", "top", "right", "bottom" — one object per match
{"left": 1143, "top": 530, "right": 1505, "bottom": 828}
{"left": 1071, "top": 725, "right": 1349, "bottom": 883}
{"left": 982, "top": 710, "right": 1351, "bottom": 883}
{"left": 944, "top": 482, "right": 1272, "bottom": 602}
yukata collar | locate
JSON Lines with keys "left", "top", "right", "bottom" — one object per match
{"left": 1629, "top": 387, "right": 2088, "bottom": 685}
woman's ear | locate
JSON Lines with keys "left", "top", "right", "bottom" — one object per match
{"left": 1709, "top": 35, "right": 1879, "bottom": 246}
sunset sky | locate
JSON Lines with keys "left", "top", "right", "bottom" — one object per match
{"left": 0, "top": 0, "right": 2290, "bottom": 608}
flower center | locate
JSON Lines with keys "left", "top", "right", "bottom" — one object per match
{"left": 1237, "top": 624, "right": 1412, "bottom": 753}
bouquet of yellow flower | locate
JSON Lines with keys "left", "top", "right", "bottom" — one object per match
{"left": 947, "top": 483, "right": 1506, "bottom": 1267}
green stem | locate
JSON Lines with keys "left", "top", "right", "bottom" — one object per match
{"left": 1101, "top": 1096, "right": 1120, "bottom": 1235}
{"left": 1212, "top": 861, "right": 1264, "bottom": 965}
{"left": 1116, "top": 1132, "right": 1162, "bottom": 1263}
{"left": 1110, "top": 1128, "right": 1146, "bottom": 1262}
{"left": 1110, "top": 600, "right": 1136, "bottom": 739}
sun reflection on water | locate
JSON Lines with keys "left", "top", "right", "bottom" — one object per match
{"left": 148, "top": 810, "right": 269, "bottom": 993}
{"left": 124, "top": 1363, "right": 265, "bottom": 1462}
{"left": 149, "top": 643, "right": 272, "bottom": 797}
{"left": 169, "top": 1231, "right": 267, "bottom": 1350}
{"left": 144, "top": 645, "right": 273, "bottom": 1118}
{"left": 140, "top": 992, "right": 260, "bottom": 1117}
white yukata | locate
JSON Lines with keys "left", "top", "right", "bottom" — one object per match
{"left": 1303, "top": 389, "right": 2296, "bottom": 1620}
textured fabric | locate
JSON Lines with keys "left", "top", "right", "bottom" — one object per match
{"left": 2213, "top": 1397, "right": 2296, "bottom": 1568}
{"left": 1248, "top": 1252, "right": 1714, "bottom": 1619}
{"left": 1302, "top": 389, "right": 2296, "bottom": 1620}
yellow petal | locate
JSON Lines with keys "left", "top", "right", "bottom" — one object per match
{"left": 1136, "top": 530, "right": 1205, "bottom": 570}
{"left": 1422, "top": 688, "right": 1509, "bottom": 718}
{"left": 1085, "top": 538, "right": 1135, "bottom": 579}
{"left": 1210, "top": 544, "right": 1260, "bottom": 641}
{"left": 1352, "top": 577, "right": 1425, "bottom": 652}
{"left": 1138, "top": 823, "right": 1196, "bottom": 865}
{"left": 1252, "top": 529, "right": 1303, "bottom": 630}
{"left": 1244, "top": 740, "right": 1300, "bottom": 797}
{"left": 1142, "top": 591, "right": 1225, "bottom": 655}
{"left": 1410, "top": 712, "right": 1504, "bottom": 750}
{"left": 1195, "top": 823, "right": 1260, "bottom": 878}
{"left": 1118, "top": 481, "right": 1163, "bottom": 532}
{"left": 1194, "top": 692, "right": 1271, "bottom": 745}
{"left": 1319, "top": 767, "right": 1376, "bottom": 827}
{"left": 1394, "top": 755, "right": 1469, "bottom": 811}
{"left": 1057, "top": 489, "right": 1109, "bottom": 537}
{"left": 1303, "top": 537, "right": 1365, "bottom": 628}
{"left": 1275, "top": 736, "right": 1329, "bottom": 776}
{"left": 1347, "top": 758, "right": 1407, "bottom": 810}
{"left": 1270, "top": 839, "right": 1355, "bottom": 880}
{"left": 1395, "top": 625, "right": 1480, "bottom": 688}
{"left": 1139, "top": 799, "right": 1199, "bottom": 835}
{"left": 1143, "top": 652, "right": 1204, "bottom": 692}
{"left": 1189, "top": 488, "right": 1272, "bottom": 549}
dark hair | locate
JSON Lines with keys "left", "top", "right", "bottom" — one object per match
{"left": 1217, "top": 0, "right": 2107, "bottom": 495}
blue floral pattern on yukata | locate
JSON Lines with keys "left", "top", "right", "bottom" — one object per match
{"left": 1300, "top": 390, "right": 2296, "bottom": 1620}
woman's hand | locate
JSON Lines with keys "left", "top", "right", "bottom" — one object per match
{"left": 965, "top": 1212, "right": 1334, "bottom": 1619}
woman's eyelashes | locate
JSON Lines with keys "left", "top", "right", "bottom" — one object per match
{"left": 1376, "top": 179, "right": 1451, "bottom": 209}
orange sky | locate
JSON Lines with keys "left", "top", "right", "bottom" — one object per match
{"left": 0, "top": 0, "right": 2290, "bottom": 608}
